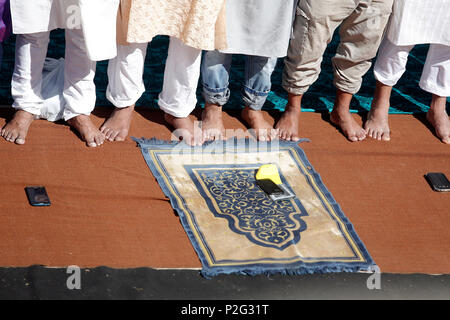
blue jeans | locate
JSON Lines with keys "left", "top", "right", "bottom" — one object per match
{"left": 201, "top": 50, "right": 278, "bottom": 111}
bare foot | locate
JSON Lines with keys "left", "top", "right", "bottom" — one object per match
{"left": 100, "top": 105, "right": 134, "bottom": 142}
{"left": 275, "top": 105, "right": 301, "bottom": 141}
{"left": 201, "top": 104, "right": 225, "bottom": 142}
{"left": 241, "top": 107, "right": 278, "bottom": 142}
{"left": 365, "top": 81, "right": 392, "bottom": 141}
{"left": 164, "top": 113, "right": 202, "bottom": 146}
{"left": 364, "top": 103, "right": 391, "bottom": 141}
{"left": 330, "top": 109, "right": 366, "bottom": 142}
{"left": 427, "top": 106, "right": 450, "bottom": 144}
{"left": 68, "top": 115, "right": 105, "bottom": 148}
{"left": 1, "top": 110, "right": 35, "bottom": 145}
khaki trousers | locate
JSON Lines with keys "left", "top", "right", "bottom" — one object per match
{"left": 283, "top": 0, "right": 393, "bottom": 95}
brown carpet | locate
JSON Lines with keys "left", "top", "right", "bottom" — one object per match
{"left": 0, "top": 106, "right": 449, "bottom": 274}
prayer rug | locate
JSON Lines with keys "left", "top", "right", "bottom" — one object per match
{"left": 134, "top": 138, "right": 377, "bottom": 277}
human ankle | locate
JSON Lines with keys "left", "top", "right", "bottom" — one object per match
{"left": 287, "top": 93, "right": 302, "bottom": 109}
{"left": 284, "top": 104, "right": 301, "bottom": 113}
{"left": 331, "top": 104, "right": 352, "bottom": 118}
{"left": 430, "top": 95, "right": 447, "bottom": 113}
{"left": 204, "top": 103, "right": 222, "bottom": 112}
{"left": 14, "top": 110, "right": 36, "bottom": 120}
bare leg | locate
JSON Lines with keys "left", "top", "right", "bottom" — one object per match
{"left": 100, "top": 105, "right": 135, "bottom": 142}
{"left": 165, "top": 113, "right": 202, "bottom": 146}
{"left": 330, "top": 89, "right": 366, "bottom": 142}
{"left": 426, "top": 95, "right": 450, "bottom": 144}
{"left": 68, "top": 115, "right": 105, "bottom": 148}
{"left": 1, "top": 110, "right": 35, "bottom": 145}
{"left": 241, "top": 106, "right": 277, "bottom": 142}
{"left": 365, "top": 81, "right": 392, "bottom": 141}
{"left": 275, "top": 93, "right": 302, "bottom": 141}
{"left": 201, "top": 103, "right": 225, "bottom": 142}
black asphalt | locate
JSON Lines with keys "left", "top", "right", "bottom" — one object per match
{"left": 0, "top": 266, "right": 448, "bottom": 300}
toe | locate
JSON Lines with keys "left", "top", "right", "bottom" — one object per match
{"left": 210, "top": 130, "right": 219, "bottom": 141}
{"left": 203, "top": 131, "right": 211, "bottom": 142}
{"left": 375, "top": 131, "right": 382, "bottom": 141}
{"left": 285, "top": 133, "right": 292, "bottom": 141}
{"left": 15, "top": 138, "right": 26, "bottom": 145}
{"left": 96, "top": 134, "right": 105, "bottom": 146}
{"left": 270, "top": 129, "right": 279, "bottom": 141}
{"left": 441, "top": 132, "right": 450, "bottom": 144}
{"left": 108, "top": 130, "right": 119, "bottom": 142}
{"left": 214, "top": 131, "right": 223, "bottom": 141}
{"left": 87, "top": 141, "right": 97, "bottom": 148}
{"left": 15, "top": 132, "right": 27, "bottom": 145}
{"left": 358, "top": 129, "right": 367, "bottom": 141}
{"left": 115, "top": 131, "right": 127, "bottom": 142}
{"left": 86, "top": 136, "right": 99, "bottom": 148}
{"left": 104, "top": 129, "right": 113, "bottom": 141}
{"left": 258, "top": 132, "right": 267, "bottom": 142}
{"left": 7, "top": 131, "right": 16, "bottom": 142}
{"left": 104, "top": 129, "right": 112, "bottom": 140}
{"left": 382, "top": 132, "right": 391, "bottom": 141}
{"left": 348, "top": 133, "right": 358, "bottom": 142}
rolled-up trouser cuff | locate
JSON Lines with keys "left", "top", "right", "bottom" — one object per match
{"left": 63, "top": 110, "right": 92, "bottom": 121}
{"left": 374, "top": 70, "right": 398, "bottom": 87}
{"left": 158, "top": 93, "right": 196, "bottom": 119}
{"left": 242, "top": 86, "right": 270, "bottom": 111}
{"left": 202, "top": 85, "right": 230, "bottom": 106}
{"left": 12, "top": 103, "right": 42, "bottom": 118}
{"left": 333, "top": 78, "right": 361, "bottom": 95}
{"left": 106, "top": 43, "right": 148, "bottom": 109}
{"left": 420, "top": 80, "right": 450, "bottom": 97}
{"left": 106, "top": 85, "right": 145, "bottom": 109}
{"left": 281, "top": 82, "right": 310, "bottom": 96}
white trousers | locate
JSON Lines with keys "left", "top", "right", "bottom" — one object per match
{"left": 107, "top": 37, "right": 202, "bottom": 118}
{"left": 374, "top": 38, "right": 450, "bottom": 97}
{"left": 12, "top": 29, "right": 97, "bottom": 120}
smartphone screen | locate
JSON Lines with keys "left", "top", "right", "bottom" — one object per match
{"left": 25, "top": 186, "right": 51, "bottom": 206}
{"left": 256, "top": 179, "right": 285, "bottom": 196}
{"left": 425, "top": 173, "right": 450, "bottom": 192}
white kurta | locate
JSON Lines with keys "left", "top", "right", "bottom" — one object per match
{"left": 10, "top": 0, "right": 119, "bottom": 61}
{"left": 387, "top": 0, "right": 450, "bottom": 46}
{"left": 220, "top": 0, "right": 297, "bottom": 58}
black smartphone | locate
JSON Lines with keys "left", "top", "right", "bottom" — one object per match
{"left": 25, "top": 186, "right": 51, "bottom": 206}
{"left": 425, "top": 173, "right": 450, "bottom": 192}
{"left": 256, "top": 179, "right": 285, "bottom": 197}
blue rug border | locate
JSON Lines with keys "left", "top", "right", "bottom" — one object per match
{"left": 132, "top": 137, "right": 377, "bottom": 278}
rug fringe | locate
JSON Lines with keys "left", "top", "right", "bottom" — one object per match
{"left": 201, "top": 263, "right": 379, "bottom": 279}
{"left": 132, "top": 136, "right": 310, "bottom": 149}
